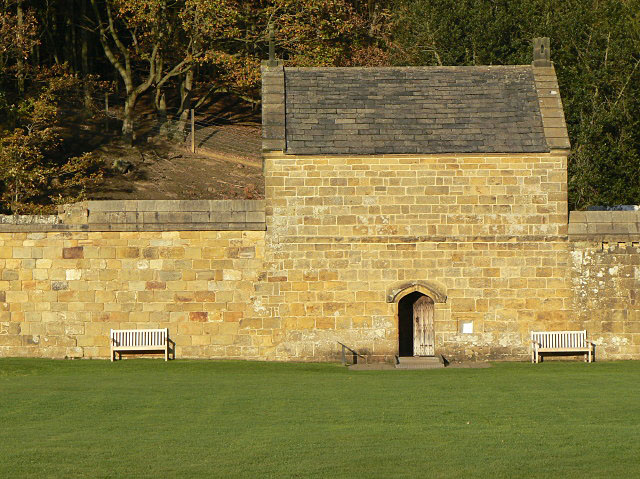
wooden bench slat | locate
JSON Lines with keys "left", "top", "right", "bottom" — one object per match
{"left": 537, "top": 347, "right": 590, "bottom": 352}
{"left": 112, "top": 345, "right": 167, "bottom": 351}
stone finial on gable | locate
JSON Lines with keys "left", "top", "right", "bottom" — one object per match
{"left": 533, "top": 37, "right": 551, "bottom": 67}
{"left": 267, "top": 23, "right": 278, "bottom": 67}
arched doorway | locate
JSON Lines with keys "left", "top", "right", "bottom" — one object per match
{"left": 398, "top": 292, "right": 435, "bottom": 357}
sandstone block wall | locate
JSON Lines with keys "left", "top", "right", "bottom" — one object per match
{"left": 569, "top": 210, "right": 640, "bottom": 359}
{"left": 262, "top": 152, "right": 572, "bottom": 362}
{"left": 0, "top": 200, "right": 270, "bottom": 359}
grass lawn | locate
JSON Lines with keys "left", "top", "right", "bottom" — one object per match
{"left": 1, "top": 359, "right": 639, "bottom": 478}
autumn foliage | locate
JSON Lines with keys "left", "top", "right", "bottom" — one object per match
{"left": 0, "top": 69, "right": 103, "bottom": 214}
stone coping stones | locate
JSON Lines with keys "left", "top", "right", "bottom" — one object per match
{"left": 568, "top": 210, "right": 640, "bottom": 240}
{"left": 0, "top": 200, "right": 266, "bottom": 232}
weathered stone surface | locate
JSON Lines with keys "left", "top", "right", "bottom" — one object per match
{"left": 532, "top": 63, "right": 570, "bottom": 151}
{"left": 569, "top": 242, "right": 640, "bottom": 359}
{"left": 189, "top": 312, "right": 208, "bottom": 322}
{"left": 568, "top": 210, "right": 640, "bottom": 242}
{"left": 51, "top": 281, "right": 69, "bottom": 291}
{"left": 0, "top": 214, "right": 59, "bottom": 225}
{"left": 63, "top": 247, "right": 84, "bottom": 259}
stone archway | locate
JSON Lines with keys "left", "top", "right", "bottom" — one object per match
{"left": 388, "top": 281, "right": 447, "bottom": 357}
{"left": 386, "top": 280, "right": 447, "bottom": 304}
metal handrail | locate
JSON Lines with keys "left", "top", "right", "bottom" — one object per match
{"left": 337, "top": 342, "right": 367, "bottom": 366}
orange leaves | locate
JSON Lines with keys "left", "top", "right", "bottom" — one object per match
{"left": 0, "top": 6, "right": 39, "bottom": 66}
{"left": 206, "top": 50, "right": 261, "bottom": 91}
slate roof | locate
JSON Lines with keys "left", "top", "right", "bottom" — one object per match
{"left": 283, "top": 66, "right": 550, "bottom": 155}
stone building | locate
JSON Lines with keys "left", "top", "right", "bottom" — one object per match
{"left": 1, "top": 39, "right": 639, "bottom": 361}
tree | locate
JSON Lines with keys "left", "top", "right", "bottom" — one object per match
{"left": 0, "top": 70, "right": 103, "bottom": 214}
{"left": 89, "top": 0, "right": 163, "bottom": 142}
{"left": 0, "top": 0, "right": 38, "bottom": 79}
{"left": 87, "top": 0, "right": 390, "bottom": 141}
{"left": 88, "top": 0, "right": 222, "bottom": 142}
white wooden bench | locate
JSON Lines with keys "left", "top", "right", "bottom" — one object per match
{"left": 110, "top": 328, "right": 171, "bottom": 361}
{"left": 531, "top": 330, "right": 594, "bottom": 363}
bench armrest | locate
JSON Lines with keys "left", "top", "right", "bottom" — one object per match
{"left": 531, "top": 340, "right": 540, "bottom": 346}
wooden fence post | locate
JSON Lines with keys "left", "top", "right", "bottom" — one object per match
{"left": 190, "top": 109, "right": 195, "bottom": 153}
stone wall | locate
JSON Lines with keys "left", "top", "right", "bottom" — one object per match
{"left": 569, "top": 210, "right": 640, "bottom": 359}
{"left": 262, "top": 152, "right": 572, "bottom": 362}
{"left": 0, "top": 200, "right": 269, "bottom": 359}
{"left": 2, "top": 193, "right": 640, "bottom": 362}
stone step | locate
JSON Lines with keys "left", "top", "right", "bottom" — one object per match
{"left": 395, "top": 355, "right": 445, "bottom": 369}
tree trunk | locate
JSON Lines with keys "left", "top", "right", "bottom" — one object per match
{"left": 153, "top": 57, "right": 170, "bottom": 137}
{"left": 64, "top": 0, "right": 76, "bottom": 71}
{"left": 16, "top": 0, "right": 24, "bottom": 95}
{"left": 175, "top": 68, "right": 193, "bottom": 139}
{"left": 49, "top": 2, "right": 61, "bottom": 65}
{"left": 156, "top": 92, "right": 169, "bottom": 137}
{"left": 80, "top": 0, "right": 92, "bottom": 110}
{"left": 122, "top": 92, "right": 138, "bottom": 144}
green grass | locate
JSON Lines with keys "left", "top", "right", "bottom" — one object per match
{"left": 1, "top": 359, "right": 639, "bottom": 478}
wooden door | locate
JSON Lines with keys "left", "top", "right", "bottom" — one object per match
{"left": 413, "top": 296, "right": 435, "bottom": 356}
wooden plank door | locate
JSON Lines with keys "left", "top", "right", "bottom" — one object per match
{"left": 413, "top": 296, "right": 435, "bottom": 356}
